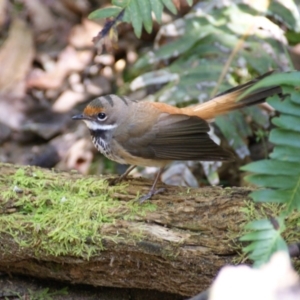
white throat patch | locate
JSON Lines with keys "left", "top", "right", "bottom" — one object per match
{"left": 84, "top": 121, "right": 117, "bottom": 131}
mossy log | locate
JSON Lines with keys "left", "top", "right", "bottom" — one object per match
{"left": 0, "top": 162, "right": 252, "bottom": 297}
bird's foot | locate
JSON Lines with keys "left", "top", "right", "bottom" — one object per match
{"left": 107, "top": 165, "right": 136, "bottom": 186}
{"left": 138, "top": 187, "right": 166, "bottom": 203}
{"left": 107, "top": 176, "right": 123, "bottom": 186}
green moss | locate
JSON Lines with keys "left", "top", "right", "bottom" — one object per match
{"left": 0, "top": 167, "right": 156, "bottom": 259}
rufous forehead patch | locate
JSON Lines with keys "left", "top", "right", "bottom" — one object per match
{"left": 83, "top": 105, "right": 104, "bottom": 116}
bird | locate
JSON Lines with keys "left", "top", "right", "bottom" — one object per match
{"left": 72, "top": 72, "right": 281, "bottom": 202}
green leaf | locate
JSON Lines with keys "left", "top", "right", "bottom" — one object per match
{"left": 250, "top": 189, "right": 296, "bottom": 205}
{"left": 241, "top": 217, "right": 288, "bottom": 267}
{"left": 243, "top": 92, "right": 300, "bottom": 211}
{"left": 123, "top": 6, "right": 131, "bottom": 23}
{"left": 153, "top": 33, "right": 199, "bottom": 60}
{"left": 268, "top": 0, "right": 300, "bottom": 32}
{"left": 112, "top": 0, "right": 129, "bottom": 7}
{"left": 268, "top": 95, "right": 300, "bottom": 117}
{"left": 245, "top": 174, "right": 298, "bottom": 189}
{"left": 270, "top": 145, "right": 300, "bottom": 162}
{"left": 128, "top": 0, "right": 143, "bottom": 37}
{"left": 243, "top": 107, "right": 269, "bottom": 127}
{"left": 186, "top": 0, "right": 193, "bottom": 5}
{"left": 270, "top": 129, "right": 300, "bottom": 148}
{"left": 215, "top": 113, "right": 250, "bottom": 156}
{"left": 88, "top": 7, "right": 122, "bottom": 19}
{"left": 239, "top": 71, "right": 300, "bottom": 99}
{"left": 150, "top": 0, "right": 163, "bottom": 23}
{"left": 244, "top": 219, "right": 275, "bottom": 231}
{"left": 130, "top": 69, "right": 179, "bottom": 91}
{"left": 243, "top": 48, "right": 278, "bottom": 74}
{"left": 241, "top": 84, "right": 300, "bottom": 265}
{"left": 241, "top": 159, "right": 300, "bottom": 175}
{"left": 137, "top": 0, "right": 153, "bottom": 33}
{"left": 161, "top": 0, "right": 177, "bottom": 14}
{"left": 250, "top": 176, "right": 300, "bottom": 212}
{"left": 241, "top": 229, "right": 278, "bottom": 241}
{"left": 249, "top": 245, "right": 273, "bottom": 258}
{"left": 282, "top": 86, "right": 300, "bottom": 104}
{"left": 272, "top": 114, "right": 300, "bottom": 132}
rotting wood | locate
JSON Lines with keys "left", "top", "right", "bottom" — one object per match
{"left": 0, "top": 162, "right": 252, "bottom": 297}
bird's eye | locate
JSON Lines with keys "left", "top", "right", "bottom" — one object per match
{"left": 97, "top": 112, "right": 107, "bottom": 121}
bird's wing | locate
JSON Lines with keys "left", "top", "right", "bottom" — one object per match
{"left": 119, "top": 113, "right": 234, "bottom": 161}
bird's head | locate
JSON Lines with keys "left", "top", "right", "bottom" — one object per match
{"left": 72, "top": 95, "right": 131, "bottom": 132}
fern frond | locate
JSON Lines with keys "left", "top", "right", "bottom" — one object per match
{"left": 240, "top": 71, "right": 300, "bottom": 265}
{"left": 240, "top": 217, "right": 288, "bottom": 266}
{"left": 89, "top": 0, "right": 193, "bottom": 38}
{"left": 241, "top": 72, "right": 300, "bottom": 213}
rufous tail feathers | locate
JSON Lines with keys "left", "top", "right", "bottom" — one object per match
{"left": 181, "top": 71, "right": 281, "bottom": 120}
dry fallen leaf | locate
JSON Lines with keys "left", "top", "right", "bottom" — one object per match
{"left": 52, "top": 90, "right": 86, "bottom": 113}
{"left": 23, "top": 111, "right": 72, "bottom": 140}
{"left": 0, "top": 122, "right": 11, "bottom": 145}
{"left": 64, "top": 137, "right": 94, "bottom": 174}
{"left": 0, "top": 18, "right": 34, "bottom": 130}
{"left": 61, "top": 0, "right": 90, "bottom": 15}
{"left": 0, "top": 0, "right": 8, "bottom": 28}
{"left": 27, "top": 46, "right": 93, "bottom": 89}
{"left": 84, "top": 75, "right": 112, "bottom": 96}
{"left": 0, "top": 18, "right": 34, "bottom": 93}
{"left": 24, "top": 0, "right": 56, "bottom": 34}
{"left": 69, "top": 18, "right": 103, "bottom": 49}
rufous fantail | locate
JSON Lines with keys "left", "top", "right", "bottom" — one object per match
{"left": 73, "top": 72, "right": 280, "bottom": 202}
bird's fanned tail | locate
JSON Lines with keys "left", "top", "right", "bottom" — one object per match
{"left": 181, "top": 71, "right": 281, "bottom": 120}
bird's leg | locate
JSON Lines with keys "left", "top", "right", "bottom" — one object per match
{"left": 139, "top": 168, "right": 165, "bottom": 203}
{"left": 118, "top": 165, "right": 136, "bottom": 181}
{"left": 108, "top": 165, "right": 136, "bottom": 185}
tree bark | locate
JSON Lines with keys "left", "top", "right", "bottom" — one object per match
{"left": 0, "top": 163, "right": 252, "bottom": 297}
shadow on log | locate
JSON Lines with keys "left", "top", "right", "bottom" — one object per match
{"left": 0, "top": 163, "right": 252, "bottom": 297}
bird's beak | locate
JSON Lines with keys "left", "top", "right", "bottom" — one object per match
{"left": 72, "top": 114, "right": 85, "bottom": 120}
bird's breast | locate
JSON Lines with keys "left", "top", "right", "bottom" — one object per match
{"left": 91, "top": 130, "right": 127, "bottom": 164}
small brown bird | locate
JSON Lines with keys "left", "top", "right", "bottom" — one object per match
{"left": 73, "top": 72, "right": 280, "bottom": 202}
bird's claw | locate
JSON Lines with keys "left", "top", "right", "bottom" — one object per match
{"left": 107, "top": 177, "right": 122, "bottom": 186}
{"left": 138, "top": 188, "right": 165, "bottom": 203}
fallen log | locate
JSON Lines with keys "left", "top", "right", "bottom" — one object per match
{"left": 0, "top": 162, "right": 251, "bottom": 297}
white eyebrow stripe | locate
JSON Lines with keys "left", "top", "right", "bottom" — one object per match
{"left": 83, "top": 121, "right": 117, "bottom": 131}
